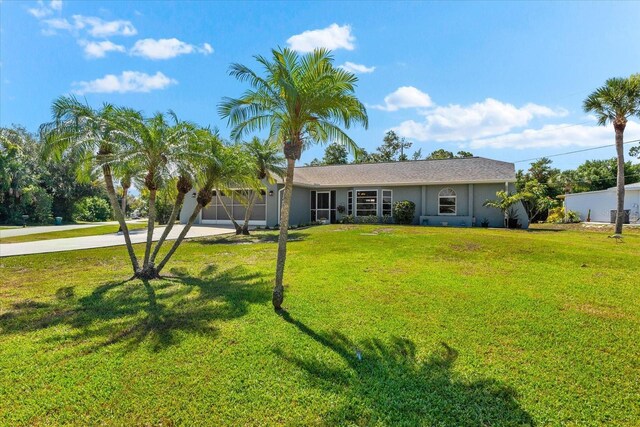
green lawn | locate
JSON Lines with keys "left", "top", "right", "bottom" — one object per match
{"left": 0, "top": 223, "right": 148, "bottom": 243}
{"left": 0, "top": 225, "right": 638, "bottom": 426}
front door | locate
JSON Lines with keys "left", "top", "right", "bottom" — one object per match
{"left": 316, "top": 191, "right": 330, "bottom": 222}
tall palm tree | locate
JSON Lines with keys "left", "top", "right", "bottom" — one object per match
{"left": 240, "top": 137, "right": 285, "bottom": 235}
{"left": 219, "top": 48, "right": 368, "bottom": 310}
{"left": 584, "top": 76, "right": 640, "bottom": 234}
{"left": 41, "top": 96, "right": 141, "bottom": 274}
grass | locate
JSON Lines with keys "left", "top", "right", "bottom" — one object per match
{"left": 0, "top": 225, "right": 638, "bottom": 426}
{"left": 0, "top": 223, "right": 148, "bottom": 243}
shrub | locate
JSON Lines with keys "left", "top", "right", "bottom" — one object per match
{"left": 393, "top": 200, "right": 415, "bottom": 225}
{"left": 339, "top": 214, "right": 355, "bottom": 224}
{"left": 73, "top": 196, "right": 112, "bottom": 222}
{"left": 356, "top": 215, "right": 379, "bottom": 224}
{"left": 546, "top": 207, "right": 581, "bottom": 224}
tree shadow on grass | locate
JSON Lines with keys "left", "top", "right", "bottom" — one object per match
{"left": 277, "top": 312, "right": 534, "bottom": 426}
{"left": 193, "top": 231, "right": 309, "bottom": 245}
{"left": 0, "top": 265, "right": 269, "bottom": 353}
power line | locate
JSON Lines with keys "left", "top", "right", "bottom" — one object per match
{"left": 514, "top": 138, "right": 640, "bottom": 164}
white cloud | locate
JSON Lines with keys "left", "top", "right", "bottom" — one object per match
{"left": 79, "top": 40, "right": 126, "bottom": 58}
{"left": 339, "top": 61, "right": 375, "bottom": 74}
{"left": 71, "top": 71, "right": 176, "bottom": 95}
{"left": 393, "top": 98, "right": 567, "bottom": 141}
{"left": 466, "top": 120, "right": 640, "bottom": 150}
{"left": 287, "top": 24, "right": 355, "bottom": 52}
{"left": 28, "top": 0, "right": 61, "bottom": 19}
{"left": 372, "top": 86, "right": 433, "bottom": 111}
{"left": 40, "top": 15, "right": 136, "bottom": 37}
{"left": 202, "top": 42, "right": 214, "bottom": 54}
{"left": 73, "top": 15, "right": 137, "bottom": 37}
{"left": 130, "top": 38, "right": 213, "bottom": 60}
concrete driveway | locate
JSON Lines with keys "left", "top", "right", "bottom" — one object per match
{"left": 0, "top": 225, "right": 234, "bottom": 257}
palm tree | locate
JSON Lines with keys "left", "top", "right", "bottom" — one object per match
{"left": 584, "top": 76, "right": 640, "bottom": 234}
{"left": 117, "top": 111, "right": 197, "bottom": 277}
{"left": 219, "top": 48, "right": 368, "bottom": 310}
{"left": 155, "top": 130, "right": 252, "bottom": 274}
{"left": 483, "top": 191, "right": 523, "bottom": 228}
{"left": 195, "top": 142, "right": 258, "bottom": 235}
{"left": 41, "top": 96, "right": 141, "bottom": 274}
{"left": 240, "top": 137, "right": 285, "bottom": 235}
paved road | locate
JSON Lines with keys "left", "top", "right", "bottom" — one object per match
{"left": 0, "top": 222, "right": 121, "bottom": 238}
{"left": 0, "top": 225, "right": 234, "bottom": 257}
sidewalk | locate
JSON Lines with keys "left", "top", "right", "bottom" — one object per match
{"left": 0, "top": 222, "right": 119, "bottom": 238}
{"left": 0, "top": 225, "right": 234, "bottom": 257}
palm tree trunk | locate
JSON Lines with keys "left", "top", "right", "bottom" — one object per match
{"left": 143, "top": 188, "right": 157, "bottom": 269}
{"left": 156, "top": 203, "right": 202, "bottom": 275}
{"left": 217, "top": 193, "right": 242, "bottom": 234}
{"left": 149, "top": 191, "right": 186, "bottom": 265}
{"left": 614, "top": 123, "right": 626, "bottom": 235}
{"left": 103, "top": 165, "right": 139, "bottom": 273}
{"left": 121, "top": 187, "right": 128, "bottom": 215}
{"left": 118, "top": 186, "right": 128, "bottom": 233}
{"left": 241, "top": 191, "right": 257, "bottom": 235}
{"left": 273, "top": 157, "right": 295, "bottom": 310}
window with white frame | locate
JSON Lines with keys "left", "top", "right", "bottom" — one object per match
{"left": 438, "top": 188, "right": 456, "bottom": 215}
{"left": 347, "top": 190, "right": 353, "bottom": 215}
{"left": 356, "top": 190, "right": 377, "bottom": 217}
{"left": 382, "top": 190, "right": 392, "bottom": 217}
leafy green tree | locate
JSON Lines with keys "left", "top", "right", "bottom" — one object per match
{"left": 73, "top": 196, "right": 111, "bottom": 222}
{"left": 411, "top": 148, "right": 423, "bottom": 161}
{"left": 518, "top": 180, "right": 557, "bottom": 222}
{"left": 426, "top": 149, "right": 474, "bottom": 160}
{"left": 584, "top": 76, "right": 640, "bottom": 234}
{"left": 426, "top": 149, "right": 455, "bottom": 160}
{"left": 0, "top": 127, "right": 43, "bottom": 223}
{"left": 323, "top": 142, "right": 349, "bottom": 165}
{"left": 219, "top": 47, "right": 368, "bottom": 310}
{"left": 368, "top": 130, "right": 412, "bottom": 162}
{"left": 456, "top": 150, "right": 474, "bottom": 158}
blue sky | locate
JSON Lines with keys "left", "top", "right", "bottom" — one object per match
{"left": 1, "top": 1, "right": 639, "bottom": 170}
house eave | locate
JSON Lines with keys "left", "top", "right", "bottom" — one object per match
{"left": 280, "top": 179, "right": 516, "bottom": 188}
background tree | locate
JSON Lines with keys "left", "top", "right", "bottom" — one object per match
{"left": 426, "top": 149, "right": 454, "bottom": 160}
{"left": 0, "top": 127, "right": 45, "bottom": 223}
{"left": 584, "top": 76, "right": 640, "bottom": 234}
{"left": 368, "top": 130, "right": 412, "bottom": 162}
{"left": 219, "top": 47, "right": 368, "bottom": 310}
{"left": 426, "top": 149, "right": 474, "bottom": 160}
{"left": 322, "top": 142, "right": 349, "bottom": 165}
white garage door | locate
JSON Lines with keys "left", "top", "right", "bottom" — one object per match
{"left": 201, "top": 190, "right": 266, "bottom": 225}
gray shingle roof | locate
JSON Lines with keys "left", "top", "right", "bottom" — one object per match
{"left": 286, "top": 157, "right": 515, "bottom": 187}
